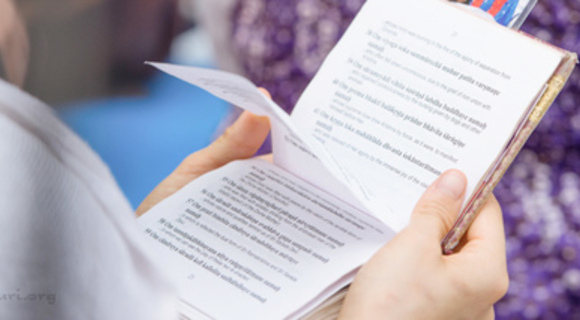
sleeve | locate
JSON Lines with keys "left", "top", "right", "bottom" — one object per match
{"left": 0, "top": 79, "right": 179, "bottom": 320}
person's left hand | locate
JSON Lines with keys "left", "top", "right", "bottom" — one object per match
{"left": 136, "top": 110, "right": 270, "bottom": 216}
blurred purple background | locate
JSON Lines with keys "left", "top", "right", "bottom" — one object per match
{"left": 231, "top": 1, "right": 580, "bottom": 318}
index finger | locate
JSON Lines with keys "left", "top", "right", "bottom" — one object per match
{"left": 445, "top": 194, "right": 508, "bottom": 301}
{"left": 462, "top": 194, "right": 506, "bottom": 256}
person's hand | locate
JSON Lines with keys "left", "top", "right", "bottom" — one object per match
{"left": 0, "top": 0, "right": 29, "bottom": 87}
{"left": 339, "top": 170, "right": 508, "bottom": 320}
{"left": 136, "top": 110, "right": 270, "bottom": 216}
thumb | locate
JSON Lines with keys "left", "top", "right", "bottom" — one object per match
{"left": 136, "top": 111, "right": 270, "bottom": 216}
{"left": 408, "top": 170, "right": 467, "bottom": 244}
{"left": 185, "top": 111, "right": 270, "bottom": 173}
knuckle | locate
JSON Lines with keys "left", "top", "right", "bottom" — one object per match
{"left": 478, "top": 254, "right": 509, "bottom": 301}
{"left": 490, "top": 269, "right": 509, "bottom": 300}
{"left": 448, "top": 275, "right": 477, "bottom": 297}
{"left": 174, "top": 153, "right": 195, "bottom": 172}
{"left": 469, "top": 259, "right": 510, "bottom": 303}
{"left": 220, "top": 126, "right": 236, "bottom": 142}
{"left": 415, "top": 200, "right": 457, "bottom": 232}
{"left": 218, "top": 126, "right": 256, "bottom": 155}
{"left": 176, "top": 151, "right": 214, "bottom": 177}
{"left": 213, "top": 127, "right": 237, "bottom": 150}
{"left": 182, "top": 152, "right": 200, "bottom": 164}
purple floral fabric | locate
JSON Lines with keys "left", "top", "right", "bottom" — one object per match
{"left": 232, "top": 0, "right": 364, "bottom": 113}
{"left": 495, "top": 2, "right": 580, "bottom": 318}
{"left": 231, "top": 1, "right": 580, "bottom": 318}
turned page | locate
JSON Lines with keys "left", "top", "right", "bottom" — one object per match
{"left": 290, "top": 0, "right": 565, "bottom": 231}
{"left": 147, "top": 62, "right": 366, "bottom": 211}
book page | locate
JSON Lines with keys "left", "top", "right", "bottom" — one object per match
{"left": 290, "top": 0, "right": 564, "bottom": 231}
{"left": 138, "top": 159, "right": 392, "bottom": 319}
{"left": 147, "top": 62, "right": 367, "bottom": 212}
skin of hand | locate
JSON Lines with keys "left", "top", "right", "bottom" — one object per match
{"left": 339, "top": 170, "right": 508, "bottom": 320}
{"left": 136, "top": 90, "right": 507, "bottom": 319}
{"left": 136, "top": 110, "right": 271, "bottom": 217}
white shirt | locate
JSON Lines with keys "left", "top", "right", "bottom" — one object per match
{"left": 0, "top": 79, "right": 178, "bottom": 320}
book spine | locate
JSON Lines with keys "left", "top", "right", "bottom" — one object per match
{"left": 441, "top": 71, "right": 570, "bottom": 254}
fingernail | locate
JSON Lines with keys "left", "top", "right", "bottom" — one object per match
{"left": 435, "top": 170, "right": 466, "bottom": 199}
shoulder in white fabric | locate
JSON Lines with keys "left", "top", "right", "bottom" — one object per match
{"left": 0, "top": 79, "right": 178, "bottom": 320}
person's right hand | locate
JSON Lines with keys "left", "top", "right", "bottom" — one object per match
{"left": 339, "top": 170, "right": 508, "bottom": 320}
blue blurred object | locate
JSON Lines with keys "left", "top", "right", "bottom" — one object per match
{"left": 58, "top": 69, "right": 231, "bottom": 209}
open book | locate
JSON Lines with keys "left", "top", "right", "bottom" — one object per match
{"left": 137, "top": 0, "right": 576, "bottom": 318}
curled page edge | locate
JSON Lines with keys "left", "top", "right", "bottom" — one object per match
{"left": 146, "top": 62, "right": 377, "bottom": 223}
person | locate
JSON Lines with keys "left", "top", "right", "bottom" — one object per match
{"left": 0, "top": 3, "right": 508, "bottom": 315}
{"left": 137, "top": 93, "right": 509, "bottom": 319}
